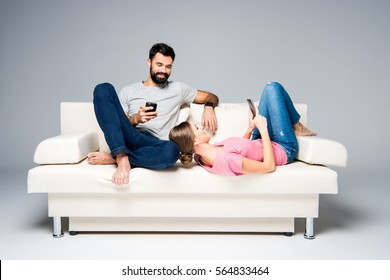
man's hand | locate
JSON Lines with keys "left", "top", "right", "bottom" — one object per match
{"left": 129, "top": 105, "right": 158, "bottom": 125}
{"left": 193, "top": 90, "right": 219, "bottom": 134}
{"left": 201, "top": 106, "right": 218, "bottom": 135}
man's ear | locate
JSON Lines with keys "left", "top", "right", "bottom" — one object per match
{"left": 147, "top": 59, "right": 151, "bottom": 68}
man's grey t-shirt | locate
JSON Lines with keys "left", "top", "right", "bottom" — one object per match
{"left": 119, "top": 81, "right": 197, "bottom": 140}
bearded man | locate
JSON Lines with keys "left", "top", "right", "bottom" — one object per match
{"left": 88, "top": 43, "right": 219, "bottom": 186}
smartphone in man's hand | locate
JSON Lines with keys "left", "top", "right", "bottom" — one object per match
{"left": 145, "top": 102, "right": 157, "bottom": 113}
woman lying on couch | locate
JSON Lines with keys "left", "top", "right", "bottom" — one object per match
{"left": 168, "top": 82, "right": 316, "bottom": 176}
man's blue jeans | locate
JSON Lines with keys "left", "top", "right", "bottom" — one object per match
{"left": 93, "top": 83, "right": 179, "bottom": 169}
{"left": 251, "top": 82, "right": 300, "bottom": 163}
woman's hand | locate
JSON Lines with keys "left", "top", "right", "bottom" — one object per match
{"left": 248, "top": 110, "right": 256, "bottom": 131}
{"left": 242, "top": 114, "right": 275, "bottom": 174}
{"left": 243, "top": 108, "right": 258, "bottom": 139}
{"left": 254, "top": 114, "right": 269, "bottom": 137}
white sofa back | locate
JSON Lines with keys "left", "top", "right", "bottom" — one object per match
{"left": 60, "top": 102, "right": 307, "bottom": 153}
{"left": 31, "top": 101, "right": 345, "bottom": 167}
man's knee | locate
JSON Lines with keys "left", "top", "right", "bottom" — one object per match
{"left": 93, "top": 82, "right": 116, "bottom": 100}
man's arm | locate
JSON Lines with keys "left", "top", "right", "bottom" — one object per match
{"left": 193, "top": 90, "right": 219, "bottom": 134}
{"left": 193, "top": 90, "right": 219, "bottom": 106}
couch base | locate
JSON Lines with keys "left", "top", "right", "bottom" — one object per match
{"left": 68, "top": 217, "right": 295, "bottom": 233}
{"left": 53, "top": 216, "right": 315, "bottom": 239}
{"left": 48, "top": 193, "right": 319, "bottom": 218}
{"left": 48, "top": 193, "right": 317, "bottom": 239}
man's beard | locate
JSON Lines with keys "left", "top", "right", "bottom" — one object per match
{"left": 150, "top": 68, "right": 169, "bottom": 84}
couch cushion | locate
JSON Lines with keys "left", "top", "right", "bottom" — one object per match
{"left": 297, "top": 136, "right": 348, "bottom": 167}
{"left": 28, "top": 160, "right": 337, "bottom": 194}
{"left": 33, "top": 132, "right": 99, "bottom": 164}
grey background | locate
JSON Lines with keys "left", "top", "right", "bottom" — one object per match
{"left": 1, "top": 0, "right": 389, "bottom": 260}
{"left": 1, "top": 0, "right": 389, "bottom": 172}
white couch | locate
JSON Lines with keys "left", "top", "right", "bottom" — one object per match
{"left": 28, "top": 102, "right": 347, "bottom": 239}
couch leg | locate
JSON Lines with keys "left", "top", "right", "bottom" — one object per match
{"left": 304, "top": 217, "right": 315, "bottom": 239}
{"left": 52, "top": 217, "right": 64, "bottom": 238}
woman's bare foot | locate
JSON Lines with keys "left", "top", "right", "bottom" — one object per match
{"left": 112, "top": 154, "right": 131, "bottom": 186}
{"left": 87, "top": 152, "right": 116, "bottom": 165}
{"left": 294, "top": 122, "right": 317, "bottom": 136}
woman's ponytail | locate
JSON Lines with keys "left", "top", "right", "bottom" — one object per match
{"left": 169, "top": 122, "right": 195, "bottom": 166}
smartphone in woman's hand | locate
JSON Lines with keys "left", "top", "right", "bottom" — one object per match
{"left": 246, "top": 99, "right": 256, "bottom": 119}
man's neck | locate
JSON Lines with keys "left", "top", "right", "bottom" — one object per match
{"left": 143, "top": 77, "right": 156, "bottom": 87}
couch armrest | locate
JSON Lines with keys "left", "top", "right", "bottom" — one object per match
{"left": 296, "top": 136, "right": 348, "bottom": 167}
{"left": 33, "top": 132, "right": 99, "bottom": 164}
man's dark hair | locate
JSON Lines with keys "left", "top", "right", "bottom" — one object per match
{"left": 149, "top": 43, "right": 175, "bottom": 61}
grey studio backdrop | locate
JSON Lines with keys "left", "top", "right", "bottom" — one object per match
{"left": 1, "top": 1, "right": 389, "bottom": 182}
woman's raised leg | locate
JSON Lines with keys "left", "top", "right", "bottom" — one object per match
{"left": 252, "top": 82, "right": 299, "bottom": 162}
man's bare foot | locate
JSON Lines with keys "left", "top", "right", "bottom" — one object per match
{"left": 87, "top": 152, "right": 116, "bottom": 165}
{"left": 294, "top": 122, "right": 317, "bottom": 136}
{"left": 112, "top": 154, "right": 131, "bottom": 186}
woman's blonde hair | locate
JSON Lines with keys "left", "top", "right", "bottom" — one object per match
{"left": 169, "top": 122, "right": 195, "bottom": 166}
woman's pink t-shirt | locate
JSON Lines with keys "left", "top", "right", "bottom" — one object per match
{"left": 194, "top": 137, "right": 288, "bottom": 176}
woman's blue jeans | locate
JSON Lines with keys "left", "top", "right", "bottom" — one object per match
{"left": 251, "top": 82, "right": 300, "bottom": 163}
{"left": 93, "top": 83, "right": 179, "bottom": 169}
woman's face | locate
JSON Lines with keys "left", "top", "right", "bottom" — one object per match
{"left": 191, "top": 123, "right": 212, "bottom": 144}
